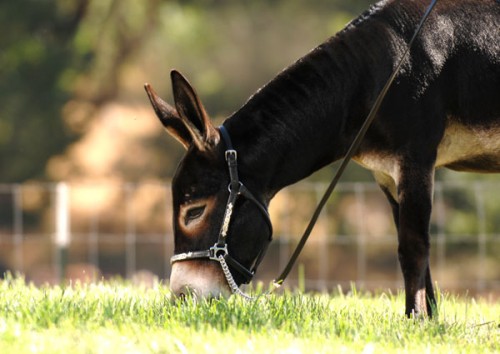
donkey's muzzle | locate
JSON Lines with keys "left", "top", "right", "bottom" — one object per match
{"left": 169, "top": 261, "right": 231, "bottom": 300}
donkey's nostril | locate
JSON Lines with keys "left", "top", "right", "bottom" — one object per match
{"left": 172, "top": 285, "right": 198, "bottom": 300}
{"left": 170, "top": 290, "right": 189, "bottom": 303}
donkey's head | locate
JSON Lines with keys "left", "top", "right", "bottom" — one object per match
{"left": 145, "top": 70, "right": 272, "bottom": 299}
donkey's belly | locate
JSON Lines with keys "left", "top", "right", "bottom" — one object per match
{"left": 436, "top": 122, "right": 500, "bottom": 173}
{"left": 353, "top": 121, "right": 500, "bottom": 192}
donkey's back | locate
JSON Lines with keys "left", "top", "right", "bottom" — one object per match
{"left": 351, "top": 0, "right": 500, "bottom": 175}
{"left": 425, "top": 0, "right": 500, "bottom": 127}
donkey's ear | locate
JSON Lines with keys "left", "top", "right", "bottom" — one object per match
{"left": 170, "top": 70, "right": 219, "bottom": 151}
{"left": 144, "top": 83, "right": 192, "bottom": 149}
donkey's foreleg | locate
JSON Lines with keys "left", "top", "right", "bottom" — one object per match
{"left": 397, "top": 167, "right": 437, "bottom": 318}
{"left": 376, "top": 170, "right": 437, "bottom": 317}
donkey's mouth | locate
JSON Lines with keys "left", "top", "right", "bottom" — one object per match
{"left": 169, "top": 260, "right": 231, "bottom": 300}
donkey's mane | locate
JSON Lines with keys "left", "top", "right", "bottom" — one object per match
{"left": 223, "top": 2, "right": 398, "bottom": 190}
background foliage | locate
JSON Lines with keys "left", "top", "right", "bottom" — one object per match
{"left": 2, "top": 0, "right": 498, "bottom": 184}
{"left": 0, "top": 0, "right": 382, "bottom": 183}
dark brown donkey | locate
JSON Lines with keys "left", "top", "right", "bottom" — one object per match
{"left": 145, "top": 0, "right": 499, "bottom": 317}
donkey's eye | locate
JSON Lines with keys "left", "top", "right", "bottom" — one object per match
{"left": 178, "top": 199, "right": 214, "bottom": 233}
{"left": 185, "top": 205, "right": 206, "bottom": 225}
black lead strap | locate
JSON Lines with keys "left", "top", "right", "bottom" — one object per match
{"left": 272, "top": 0, "right": 439, "bottom": 287}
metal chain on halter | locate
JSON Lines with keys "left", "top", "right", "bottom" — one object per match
{"left": 218, "top": 255, "right": 256, "bottom": 300}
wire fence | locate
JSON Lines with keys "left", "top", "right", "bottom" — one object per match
{"left": 0, "top": 180, "right": 498, "bottom": 294}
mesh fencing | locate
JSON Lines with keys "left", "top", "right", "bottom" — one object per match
{"left": 0, "top": 181, "right": 498, "bottom": 294}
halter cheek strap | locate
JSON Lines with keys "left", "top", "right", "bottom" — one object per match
{"left": 170, "top": 125, "right": 273, "bottom": 285}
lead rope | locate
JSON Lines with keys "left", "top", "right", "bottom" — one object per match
{"left": 270, "top": 0, "right": 439, "bottom": 291}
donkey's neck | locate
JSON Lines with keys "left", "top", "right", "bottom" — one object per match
{"left": 224, "top": 19, "right": 389, "bottom": 200}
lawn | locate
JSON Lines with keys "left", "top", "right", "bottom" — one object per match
{"left": 0, "top": 276, "right": 498, "bottom": 353}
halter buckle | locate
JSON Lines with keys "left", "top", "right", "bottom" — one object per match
{"left": 209, "top": 243, "right": 228, "bottom": 261}
{"left": 225, "top": 149, "right": 237, "bottom": 162}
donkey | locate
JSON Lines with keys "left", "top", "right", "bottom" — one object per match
{"left": 145, "top": 0, "right": 499, "bottom": 317}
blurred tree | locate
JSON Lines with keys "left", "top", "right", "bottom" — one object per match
{"left": 0, "top": 0, "right": 88, "bottom": 182}
{"left": 0, "top": 0, "right": 376, "bottom": 183}
{"left": 71, "top": 0, "right": 160, "bottom": 106}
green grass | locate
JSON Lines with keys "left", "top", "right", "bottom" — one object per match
{"left": 0, "top": 276, "right": 498, "bottom": 353}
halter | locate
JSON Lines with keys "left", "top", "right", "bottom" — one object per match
{"left": 170, "top": 125, "right": 273, "bottom": 287}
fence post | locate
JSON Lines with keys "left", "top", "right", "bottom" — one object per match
{"left": 55, "top": 182, "right": 70, "bottom": 282}
{"left": 13, "top": 184, "right": 24, "bottom": 274}
{"left": 316, "top": 183, "right": 328, "bottom": 291}
{"left": 89, "top": 210, "right": 99, "bottom": 271}
{"left": 474, "top": 182, "right": 486, "bottom": 293}
{"left": 125, "top": 184, "right": 136, "bottom": 279}
{"left": 355, "top": 183, "right": 366, "bottom": 289}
